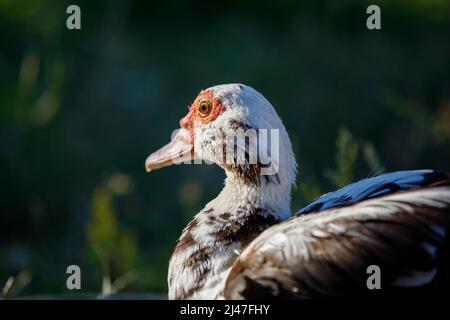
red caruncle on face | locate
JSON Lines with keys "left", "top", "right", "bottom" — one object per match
{"left": 145, "top": 89, "right": 226, "bottom": 172}
{"left": 179, "top": 90, "right": 226, "bottom": 143}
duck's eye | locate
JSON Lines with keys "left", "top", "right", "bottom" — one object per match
{"left": 197, "top": 100, "right": 212, "bottom": 117}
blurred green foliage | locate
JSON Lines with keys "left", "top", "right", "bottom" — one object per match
{"left": 299, "top": 127, "right": 385, "bottom": 202}
{"left": 0, "top": 0, "right": 449, "bottom": 297}
{"left": 325, "top": 128, "right": 360, "bottom": 189}
{"left": 1, "top": 270, "right": 32, "bottom": 299}
{"left": 87, "top": 187, "right": 137, "bottom": 295}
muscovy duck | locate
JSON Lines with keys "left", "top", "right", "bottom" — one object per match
{"left": 145, "top": 84, "right": 450, "bottom": 299}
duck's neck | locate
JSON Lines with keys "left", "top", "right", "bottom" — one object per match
{"left": 168, "top": 166, "right": 294, "bottom": 299}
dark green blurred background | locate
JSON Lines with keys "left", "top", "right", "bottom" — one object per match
{"left": 1, "top": 0, "right": 449, "bottom": 297}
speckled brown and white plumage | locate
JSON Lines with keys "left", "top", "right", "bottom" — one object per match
{"left": 167, "top": 84, "right": 297, "bottom": 299}
{"left": 146, "top": 84, "right": 450, "bottom": 300}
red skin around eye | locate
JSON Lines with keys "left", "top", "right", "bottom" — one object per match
{"left": 179, "top": 90, "right": 225, "bottom": 142}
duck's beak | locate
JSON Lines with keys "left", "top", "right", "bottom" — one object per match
{"left": 145, "top": 128, "right": 194, "bottom": 172}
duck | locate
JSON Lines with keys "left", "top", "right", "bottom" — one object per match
{"left": 145, "top": 83, "right": 450, "bottom": 300}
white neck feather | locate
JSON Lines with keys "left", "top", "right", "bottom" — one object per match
{"left": 168, "top": 156, "right": 296, "bottom": 299}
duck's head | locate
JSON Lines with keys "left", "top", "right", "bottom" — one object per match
{"left": 146, "top": 84, "right": 296, "bottom": 201}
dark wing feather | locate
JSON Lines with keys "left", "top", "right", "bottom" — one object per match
{"left": 224, "top": 186, "right": 450, "bottom": 299}
{"left": 297, "top": 170, "right": 449, "bottom": 215}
